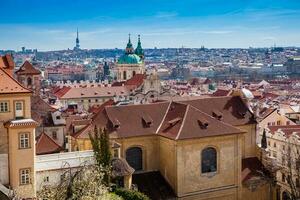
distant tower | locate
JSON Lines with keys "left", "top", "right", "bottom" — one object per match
{"left": 74, "top": 28, "right": 80, "bottom": 50}
{"left": 135, "top": 35, "right": 144, "bottom": 60}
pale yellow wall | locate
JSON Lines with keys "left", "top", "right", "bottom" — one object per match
{"left": 0, "top": 93, "right": 31, "bottom": 120}
{"left": 117, "top": 136, "right": 159, "bottom": 172}
{"left": 241, "top": 184, "right": 271, "bottom": 200}
{"left": 0, "top": 93, "right": 31, "bottom": 153}
{"left": 72, "top": 138, "right": 92, "bottom": 151}
{"left": 238, "top": 124, "right": 256, "bottom": 158}
{"left": 159, "top": 136, "right": 177, "bottom": 190}
{"left": 178, "top": 187, "right": 237, "bottom": 200}
{"left": 8, "top": 126, "right": 36, "bottom": 198}
{"left": 259, "top": 111, "right": 295, "bottom": 131}
{"left": 176, "top": 134, "right": 242, "bottom": 198}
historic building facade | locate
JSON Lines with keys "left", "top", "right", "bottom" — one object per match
{"left": 115, "top": 35, "right": 145, "bottom": 81}
{"left": 0, "top": 55, "right": 37, "bottom": 198}
{"left": 70, "top": 95, "right": 272, "bottom": 199}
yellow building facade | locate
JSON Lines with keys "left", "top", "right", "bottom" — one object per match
{"left": 0, "top": 55, "right": 37, "bottom": 199}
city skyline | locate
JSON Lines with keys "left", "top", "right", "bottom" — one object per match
{"left": 1, "top": 0, "right": 300, "bottom": 51}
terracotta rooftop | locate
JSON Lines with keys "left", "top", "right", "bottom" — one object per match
{"left": 57, "top": 85, "right": 135, "bottom": 99}
{"left": 212, "top": 89, "right": 231, "bottom": 97}
{"left": 15, "top": 61, "right": 41, "bottom": 75}
{"left": 268, "top": 125, "right": 300, "bottom": 134}
{"left": 53, "top": 86, "right": 71, "bottom": 98}
{"left": 0, "top": 54, "right": 15, "bottom": 76}
{"left": 94, "top": 96, "right": 253, "bottom": 140}
{"left": 0, "top": 68, "right": 31, "bottom": 94}
{"left": 36, "top": 132, "right": 63, "bottom": 155}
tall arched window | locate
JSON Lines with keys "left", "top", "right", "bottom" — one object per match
{"left": 201, "top": 147, "right": 217, "bottom": 173}
{"left": 123, "top": 71, "right": 127, "bottom": 80}
{"left": 132, "top": 71, "right": 136, "bottom": 77}
{"left": 27, "top": 77, "right": 32, "bottom": 86}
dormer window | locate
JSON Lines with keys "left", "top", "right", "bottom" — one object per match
{"left": 198, "top": 118, "right": 209, "bottom": 129}
{"left": 142, "top": 114, "right": 153, "bottom": 127}
{"left": 212, "top": 109, "right": 222, "bottom": 120}
{"left": 112, "top": 118, "right": 121, "bottom": 129}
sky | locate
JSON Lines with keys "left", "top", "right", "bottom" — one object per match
{"left": 0, "top": 0, "right": 300, "bottom": 51}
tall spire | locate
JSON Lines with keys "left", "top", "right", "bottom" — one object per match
{"left": 135, "top": 34, "right": 144, "bottom": 59}
{"left": 75, "top": 28, "right": 80, "bottom": 50}
{"left": 125, "top": 33, "right": 134, "bottom": 54}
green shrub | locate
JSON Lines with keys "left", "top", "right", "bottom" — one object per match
{"left": 114, "top": 188, "right": 150, "bottom": 200}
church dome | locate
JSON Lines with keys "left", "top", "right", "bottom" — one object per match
{"left": 117, "top": 54, "right": 142, "bottom": 64}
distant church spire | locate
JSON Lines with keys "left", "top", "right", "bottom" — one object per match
{"left": 135, "top": 34, "right": 144, "bottom": 60}
{"left": 74, "top": 28, "right": 80, "bottom": 50}
{"left": 125, "top": 33, "right": 134, "bottom": 54}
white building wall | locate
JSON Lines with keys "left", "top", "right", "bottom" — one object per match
{"left": 35, "top": 150, "right": 94, "bottom": 191}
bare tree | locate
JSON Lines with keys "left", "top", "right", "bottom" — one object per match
{"left": 279, "top": 140, "right": 300, "bottom": 200}
{"left": 37, "top": 164, "right": 117, "bottom": 200}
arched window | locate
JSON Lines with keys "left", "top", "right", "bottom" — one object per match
{"left": 201, "top": 147, "right": 217, "bottom": 173}
{"left": 27, "top": 77, "right": 32, "bottom": 86}
{"left": 132, "top": 71, "right": 136, "bottom": 77}
{"left": 126, "top": 147, "right": 143, "bottom": 171}
{"left": 123, "top": 71, "right": 127, "bottom": 80}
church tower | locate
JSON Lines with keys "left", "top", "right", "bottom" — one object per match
{"left": 115, "top": 34, "right": 145, "bottom": 81}
{"left": 135, "top": 35, "right": 144, "bottom": 60}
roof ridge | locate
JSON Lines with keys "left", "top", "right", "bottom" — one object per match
{"left": 37, "top": 132, "right": 62, "bottom": 148}
{"left": 155, "top": 102, "right": 172, "bottom": 134}
{"left": 175, "top": 104, "right": 190, "bottom": 140}
{"left": 0, "top": 68, "right": 32, "bottom": 93}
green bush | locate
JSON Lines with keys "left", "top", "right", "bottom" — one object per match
{"left": 101, "top": 193, "right": 123, "bottom": 200}
{"left": 114, "top": 188, "right": 150, "bottom": 200}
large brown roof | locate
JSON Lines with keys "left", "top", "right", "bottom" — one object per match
{"left": 93, "top": 96, "right": 252, "bottom": 140}
{"left": 36, "top": 132, "right": 63, "bottom": 155}
{"left": 158, "top": 102, "right": 244, "bottom": 140}
{"left": 181, "top": 96, "right": 255, "bottom": 126}
{"left": 15, "top": 61, "right": 41, "bottom": 75}
{"left": 105, "top": 102, "right": 170, "bottom": 138}
{"left": 0, "top": 68, "right": 31, "bottom": 94}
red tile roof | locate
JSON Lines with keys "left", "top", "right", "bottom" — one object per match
{"left": 0, "top": 54, "right": 15, "bottom": 76}
{"left": 212, "top": 89, "right": 231, "bottom": 97}
{"left": 15, "top": 61, "right": 41, "bottom": 75}
{"left": 36, "top": 132, "right": 63, "bottom": 155}
{"left": 158, "top": 102, "right": 243, "bottom": 140}
{"left": 53, "top": 86, "right": 71, "bottom": 98}
{"left": 125, "top": 74, "right": 145, "bottom": 87}
{"left": 93, "top": 96, "right": 253, "bottom": 140}
{"left": 0, "top": 68, "right": 31, "bottom": 94}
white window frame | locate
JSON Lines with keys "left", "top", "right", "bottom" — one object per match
{"left": 0, "top": 101, "right": 9, "bottom": 112}
{"left": 20, "top": 168, "right": 30, "bottom": 185}
{"left": 19, "top": 133, "right": 30, "bottom": 149}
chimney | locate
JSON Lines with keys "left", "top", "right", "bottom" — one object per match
{"left": 0, "top": 54, "right": 15, "bottom": 76}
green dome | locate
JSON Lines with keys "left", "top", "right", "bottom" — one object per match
{"left": 117, "top": 54, "right": 142, "bottom": 64}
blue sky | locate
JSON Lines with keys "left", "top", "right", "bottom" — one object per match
{"left": 0, "top": 0, "right": 300, "bottom": 51}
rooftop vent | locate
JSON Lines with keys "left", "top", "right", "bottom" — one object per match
{"left": 198, "top": 118, "right": 209, "bottom": 129}
{"left": 142, "top": 114, "right": 153, "bottom": 127}
{"left": 111, "top": 118, "right": 121, "bottom": 129}
{"left": 212, "top": 109, "right": 223, "bottom": 120}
